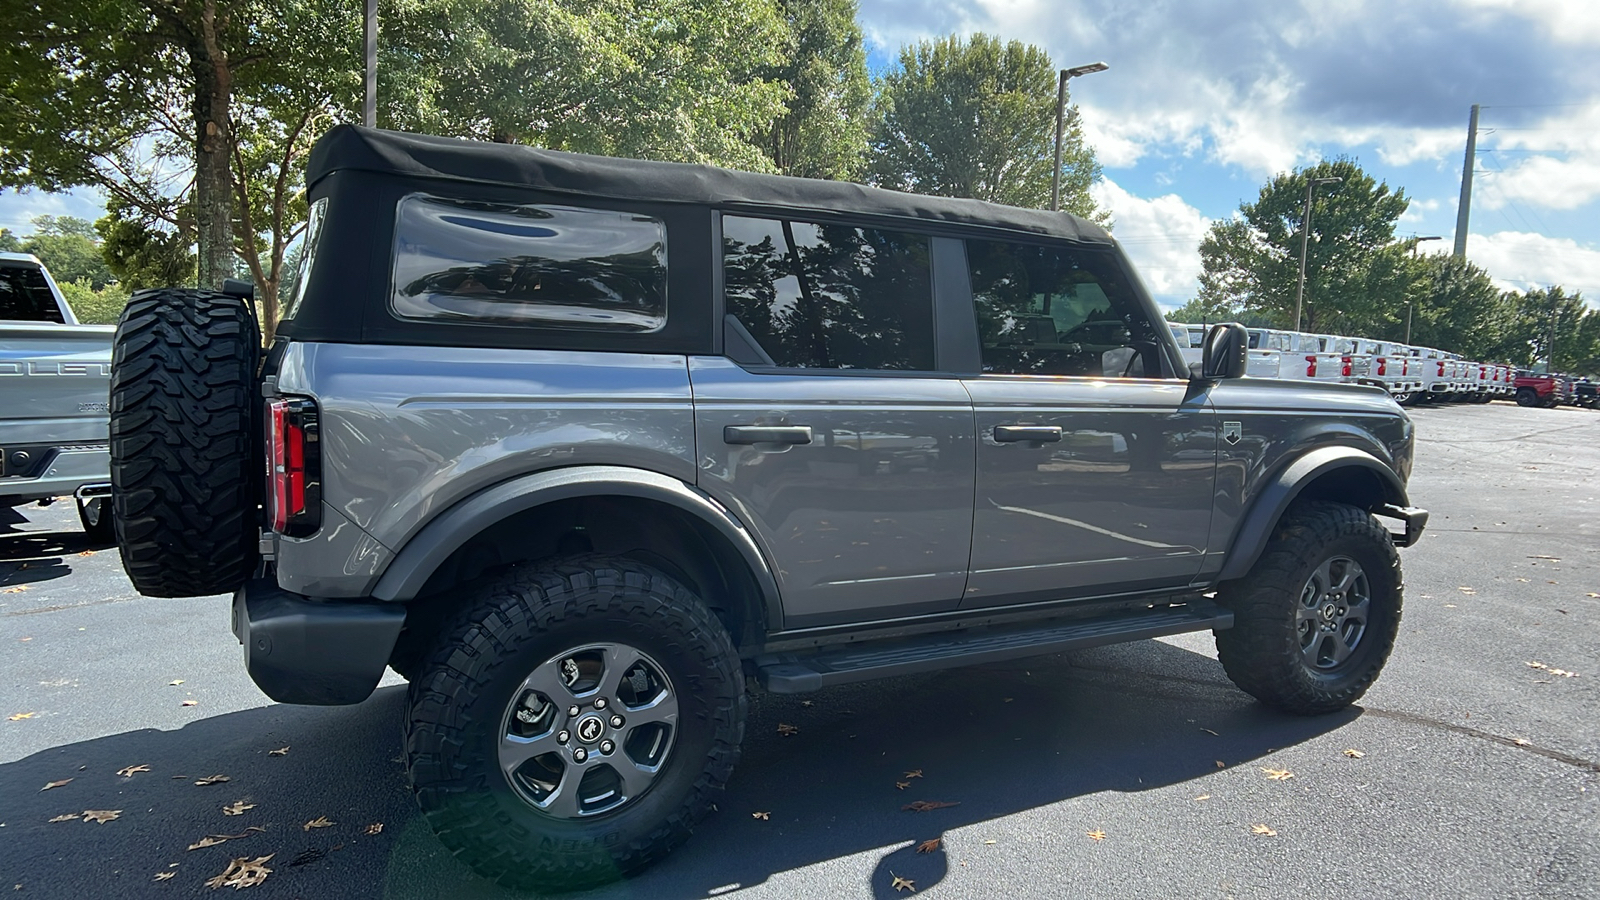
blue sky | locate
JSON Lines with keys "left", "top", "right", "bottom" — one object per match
{"left": 5, "top": 0, "right": 1597, "bottom": 312}
{"left": 859, "top": 0, "right": 1600, "bottom": 309}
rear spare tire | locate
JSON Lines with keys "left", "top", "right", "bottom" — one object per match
{"left": 110, "top": 288, "right": 260, "bottom": 597}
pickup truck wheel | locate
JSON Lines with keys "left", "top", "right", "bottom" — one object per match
{"left": 76, "top": 496, "right": 114, "bottom": 544}
{"left": 1390, "top": 392, "right": 1413, "bottom": 406}
{"left": 1215, "top": 501, "right": 1401, "bottom": 715}
{"left": 1515, "top": 388, "right": 1539, "bottom": 407}
{"left": 110, "top": 289, "right": 260, "bottom": 597}
{"left": 405, "top": 556, "right": 745, "bottom": 891}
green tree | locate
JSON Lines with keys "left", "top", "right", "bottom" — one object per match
{"left": 56, "top": 279, "right": 131, "bottom": 325}
{"left": 759, "top": 0, "right": 870, "bottom": 180}
{"left": 380, "top": 0, "right": 791, "bottom": 171}
{"left": 867, "top": 33, "right": 1102, "bottom": 216}
{"left": 19, "top": 216, "right": 115, "bottom": 289}
{"left": 97, "top": 200, "right": 196, "bottom": 290}
{"left": 1197, "top": 159, "right": 1409, "bottom": 334}
{"left": 1398, "top": 254, "right": 1508, "bottom": 358}
{"left": 1496, "top": 286, "right": 1594, "bottom": 372}
{"left": 0, "top": 229, "right": 20, "bottom": 252}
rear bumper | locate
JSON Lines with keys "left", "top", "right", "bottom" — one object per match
{"left": 0, "top": 445, "right": 108, "bottom": 504}
{"left": 231, "top": 578, "right": 405, "bottom": 705}
{"left": 1377, "top": 504, "right": 1429, "bottom": 548}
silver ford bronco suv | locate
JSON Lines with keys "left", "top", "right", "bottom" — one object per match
{"left": 109, "top": 126, "right": 1428, "bottom": 891}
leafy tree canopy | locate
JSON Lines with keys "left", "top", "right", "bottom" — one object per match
{"left": 867, "top": 33, "right": 1102, "bottom": 218}
{"left": 759, "top": 0, "right": 871, "bottom": 180}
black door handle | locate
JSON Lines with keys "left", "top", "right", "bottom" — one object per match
{"left": 724, "top": 425, "right": 814, "bottom": 445}
{"left": 993, "top": 425, "right": 1062, "bottom": 443}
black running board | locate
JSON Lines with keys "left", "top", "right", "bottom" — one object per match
{"left": 755, "top": 602, "right": 1232, "bottom": 694}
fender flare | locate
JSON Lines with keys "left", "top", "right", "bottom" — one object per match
{"left": 369, "top": 465, "right": 783, "bottom": 631}
{"left": 1217, "top": 446, "right": 1409, "bottom": 581}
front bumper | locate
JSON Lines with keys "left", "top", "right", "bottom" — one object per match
{"left": 231, "top": 578, "right": 405, "bottom": 705}
{"left": 1377, "top": 504, "right": 1430, "bottom": 548}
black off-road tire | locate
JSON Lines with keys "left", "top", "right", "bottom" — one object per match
{"left": 406, "top": 556, "right": 746, "bottom": 891}
{"left": 110, "top": 289, "right": 260, "bottom": 598}
{"left": 1214, "top": 501, "right": 1402, "bottom": 715}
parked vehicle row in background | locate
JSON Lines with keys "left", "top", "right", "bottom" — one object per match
{"left": 1170, "top": 324, "right": 1522, "bottom": 407}
{"left": 0, "top": 252, "right": 114, "bottom": 539}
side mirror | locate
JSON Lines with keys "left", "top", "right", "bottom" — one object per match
{"left": 1200, "top": 322, "right": 1249, "bottom": 380}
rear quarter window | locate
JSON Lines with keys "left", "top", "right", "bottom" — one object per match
{"left": 390, "top": 194, "right": 667, "bottom": 332}
{"left": 0, "top": 264, "right": 65, "bottom": 323}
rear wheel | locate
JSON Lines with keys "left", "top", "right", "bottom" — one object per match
{"left": 1390, "top": 392, "right": 1413, "bottom": 406}
{"left": 1215, "top": 501, "right": 1402, "bottom": 715}
{"left": 110, "top": 288, "right": 260, "bottom": 597}
{"left": 1515, "top": 388, "right": 1539, "bottom": 407}
{"left": 406, "top": 556, "right": 745, "bottom": 891}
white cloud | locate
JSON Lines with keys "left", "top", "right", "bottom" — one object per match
{"left": 0, "top": 187, "right": 106, "bottom": 235}
{"left": 1092, "top": 179, "right": 1210, "bottom": 304}
{"left": 1453, "top": 0, "right": 1600, "bottom": 45}
{"left": 1467, "top": 231, "right": 1600, "bottom": 301}
{"left": 1398, "top": 197, "right": 1444, "bottom": 225}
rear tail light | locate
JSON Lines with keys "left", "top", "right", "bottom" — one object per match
{"left": 1437, "top": 361, "right": 1446, "bottom": 376}
{"left": 1305, "top": 355, "right": 1317, "bottom": 377}
{"left": 1376, "top": 358, "right": 1387, "bottom": 376}
{"left": 1341, "top": 356, "right": 1352, "bottom": 377}
{"left": 267, "top": 397, "right": 321, "bottom": 537}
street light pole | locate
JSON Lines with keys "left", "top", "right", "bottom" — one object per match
{"left": 1403, "top": 236, "right": 1441, "bottom": 344}
{"left": 364, "top": 0, "right": 377, "bottom": 128}
{"left": 1292, "top": 175, "right": 1342, "bottom": 333}
{"left": 1051, "top": 62, "right": 1108, "bottom": 212}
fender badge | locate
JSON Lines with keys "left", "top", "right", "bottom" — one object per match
{"left": 1223, "top": 421, "right": 1243, "bottom": 445}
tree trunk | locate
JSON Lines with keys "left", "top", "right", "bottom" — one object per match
{"left": 190, "top": 2, "right": 233, "bottom": 289}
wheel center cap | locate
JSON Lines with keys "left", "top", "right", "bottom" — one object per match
{"left": 1322, "top": 603, "right": 1338, "bottom": 620}
{"left": 574, "top": 714, "right": 606, "bottom": 744}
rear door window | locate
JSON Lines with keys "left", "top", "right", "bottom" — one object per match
{"left": 722, "top": 215, "right": 935, "bottom": 371}
{"left": 391, "top": 194, "right": 667, "bottom": 332}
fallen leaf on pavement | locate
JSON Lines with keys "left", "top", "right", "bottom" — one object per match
{"left": 916, "top": 838, "right": 941, "bottom": 853}
{"left": 9, "top": 712, "right": 35, "bottom": 721}
{"left": 204, "top": 855, "right": 273, "bottom": 891}
{"left": 48, "top": 814, "right": 79, "bottom": 823}
{"left": 1262, "top": 768, "right": 1295, "bottom": 781}
{"left": 890, "top": 872, "right": 915, "bottom": 893}
{"left": 302, "top": 816, "right": 334, "bottom": 831}
{"left": 1513, "top": 738, "right": 1531, "bottom": 746}
{"left": 1343, "top": 749, "right": 1366, "bottom": 759}
{"left": 169, "top": 680, "right": 184, "bottom": 686}
{"left": 222, "top": 801, "right": 255, "bottom": 817}
{"left": 153, "top": 872, "right": 175, "bottom": 882}
{"left": 1586, "top": 593, "right": 1599, "bottom": 599}
{"left": 194, "top": 775, "right": 231, "bottom": 786}
{"left": 1200, "top": 727, "right": 1219, "bottom": 736}
{"left": 2, "top": 585, "right": 30, "bottom": 593}
{"left": 983, "top": 839, "right": 997, "bottom": 845}
{"left": 83, "top": 810, "right": 121, "bottom": 824}
{"left": 1251, "top": 824, "right": 1277, "bottom": 836}
{"left": 1516, "top": 578, "right": 1531, "bottom": 583}
{"left": 187, "top": 827, "right": 267, "bottom": 851}
{"left": 267, "top": 747, "right": 289, "bottom": 757}
{"left": 903, "top": 770, "right": 923, "bottom": 779}
{"left": 1457, "top": 586, "right": 1477, "bottom": 595}
{"left": 776, "top": 723, "right": 799, "bottom": 736}
{"left": 751, "top": 811, "right": 769, "bottom": 820}
{"left": 1214, "top": 760, "right": 1225, "bottom": 769}
{"left": 40, "top": 779, "right": 72, "bottom": 791}
{"left": 903, "top": 800, "right": 959, "bottom": 812}
{"left": 801, "top": 700, "right": 814, "bottom": 707}
{"left": 189, "top": 837, "right": 227, "bottom": 850}
{"left": 116, "top": 765, "right": 151, "bottom": 777}
{"left": 896, "top": 781, "right": 910, "bottom": 790}
{"left": 364, "top": 823, "right": 383, "bottom": 835}
{"left": 1194, "top": 794, "right": 1211, "bottom": 801}
{"left": 1528, "top": 555, "right": 1561, "bottom": 561}
{"left": 78, "top": 550, "right": 95, "bottom": 557}
{"left": 1087, "top": 829, "right": 1106, "bottom": 841}
{"left": 181, "top": 700, "right": 198, "bottom": 707}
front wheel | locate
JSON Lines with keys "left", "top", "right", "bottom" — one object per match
{"left": 1215, "top": 501, "right": 1402, "bottom": 715}
{"left": 1391, "top": 392, "right": 1413, "bottom": 406}
{"left": 406, "top": 557, "right": 746, "bottom": 891}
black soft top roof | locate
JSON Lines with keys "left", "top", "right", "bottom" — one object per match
{"left": 307, "top": 125, "right": 1113, "bottom": 245}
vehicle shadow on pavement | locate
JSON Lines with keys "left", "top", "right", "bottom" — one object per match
{"left": 0, "top": 505, "right": 109, "bottom": 586}
{"left": 0, "top": 640, "right": 1355, "bottom": 899}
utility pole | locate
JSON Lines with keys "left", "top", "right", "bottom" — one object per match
{"left": 1051, "top": 62, "right": 1108, "bottom": 212}
{"left": 1293, "top": 176, "right": 1341, "bottom": 333}
{"left": 1453, "top": 104, "right": 1479, "bottom": 258}
{"left": 364, "top": 0, "right": 377, "bottom": 128}
{"left": 1405, "top": 236, "right": 1441, "bottom": 344}
{"left": 1547, "top": 301, "right": 1559, "bottom": 373}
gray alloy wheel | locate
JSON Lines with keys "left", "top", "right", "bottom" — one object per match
{"left": 499, "top": 642, "right": 679, "bottom": 819}
{"left": 1295, "top": 556, "right": 1369, "bottom": 670}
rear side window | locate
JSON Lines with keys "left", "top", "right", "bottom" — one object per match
{"left": 0, "top": 264, "right": 65, "bottom": 323}
{"left": 966, "top": 239, "right": 1160, "bottom": 378}
{"left": 391, "top": 194, "right": 667, "bottom": 332}
{"left": 722, "top": 215, "right": 935, "bottom": 370}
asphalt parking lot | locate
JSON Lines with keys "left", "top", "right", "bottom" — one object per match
{"left": 2, "top": 401, "right": 1597, "bottom": 900}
